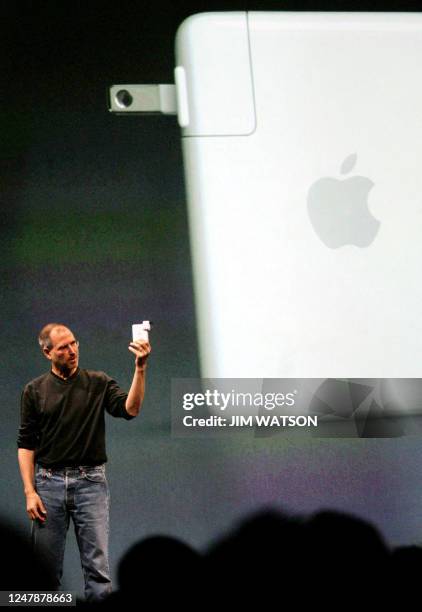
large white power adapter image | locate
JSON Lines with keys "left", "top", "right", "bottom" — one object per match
{"left": 109, "top": 12, "right": 422, "bottom": 385}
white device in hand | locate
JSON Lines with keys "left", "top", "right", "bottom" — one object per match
{"left": 132, "top": 321, "right": 151, "bottom": 342}
{"left": 174, "top": 11, "right": 422, "bottom": 378}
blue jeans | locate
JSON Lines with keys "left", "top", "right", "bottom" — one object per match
{"left": 31, "top": 464, "right": 112, "bottom": 602}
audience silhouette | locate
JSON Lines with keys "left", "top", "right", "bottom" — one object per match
{"left": 3, "top": 508, "right": 419, "bottom": 606}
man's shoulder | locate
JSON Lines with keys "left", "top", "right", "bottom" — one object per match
{"left": 23, "top": 372, "right": 50, "bottom": 392}
{"left": 80, "top": 370, "right": 121, "bottom": 397}
{"left": 81, "top": 369, "right": 111, "bottom": 381}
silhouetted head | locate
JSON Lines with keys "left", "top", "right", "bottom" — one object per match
{"left": 306, "top": 509, "right": 391, "bottom": 590}
{"left": 117, "top": 535, "right": 200, "bottom": 593}
{"left": 207, "top": 509, "right": 305, "bottom": 577}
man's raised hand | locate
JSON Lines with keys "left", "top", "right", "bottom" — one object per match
{"left": 128, "top": 340, "right": 151, "bottom": 371}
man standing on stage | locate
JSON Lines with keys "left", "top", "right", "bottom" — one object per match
{"left": 17, "top": 323, "right": 151, "bottom": 602}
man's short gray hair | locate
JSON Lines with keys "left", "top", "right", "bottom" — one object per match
{"left": 38, "top": 323, "right": 68, "bottom": 351}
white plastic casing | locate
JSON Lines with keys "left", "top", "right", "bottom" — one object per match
{"left": 132, "top": 322, "right": 150, "bottom": 342}
{"left": 175, "top": 12, "right": 255, "bottom": 135}
{"left": 175, "top": 12, "right": 422, "bottom": 378}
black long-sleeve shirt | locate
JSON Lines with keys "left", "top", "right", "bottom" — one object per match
{"left": 17, "top": 368, "right": 135, "bottom": 468}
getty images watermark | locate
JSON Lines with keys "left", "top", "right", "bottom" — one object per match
{"left": 182, "top": 389, "right": 316, "bottom": 428}
{"left": 172, "top": 378, "right": 422, "bottom": 438}
{"left": 171, "top": 379, "right": 319, "bottom": 437}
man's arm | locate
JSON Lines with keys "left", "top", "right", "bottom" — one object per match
{"left": 125, "top": 340, "right": 151, "bottom": 417}
{"left": 18, "top": 448, "right": 36, "bottom": 494}
{"left": 17, "top": 448, "right": 47, "bottom": 522}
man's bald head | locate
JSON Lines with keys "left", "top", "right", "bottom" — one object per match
{"left": 38, "top": 323, "right": 72, "bottom": 351}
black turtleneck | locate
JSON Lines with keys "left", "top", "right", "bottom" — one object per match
{"left": 17, "top": 368, "right": 135, "bottom": 468}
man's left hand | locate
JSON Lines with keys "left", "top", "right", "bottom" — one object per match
{"left": 128, "top": 340, "right": 151, "bottom": 371}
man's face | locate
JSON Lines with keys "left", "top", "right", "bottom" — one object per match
{"left": 44, "top": 327, "right": 79, "bottom": 372}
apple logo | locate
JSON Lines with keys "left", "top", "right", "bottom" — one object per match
{"left": 307, "top": 154, "right": 380, "bottom": 248}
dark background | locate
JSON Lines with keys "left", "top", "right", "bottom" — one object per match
{"left": 2, "top": 1, "right": 422, "bottom": 597}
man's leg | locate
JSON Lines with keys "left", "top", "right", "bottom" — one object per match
{"left": 71, "top": 465, "right": 112, "bottom": 603}
{"left": 31, "top": 467, "right": 69, "bottom": 590}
